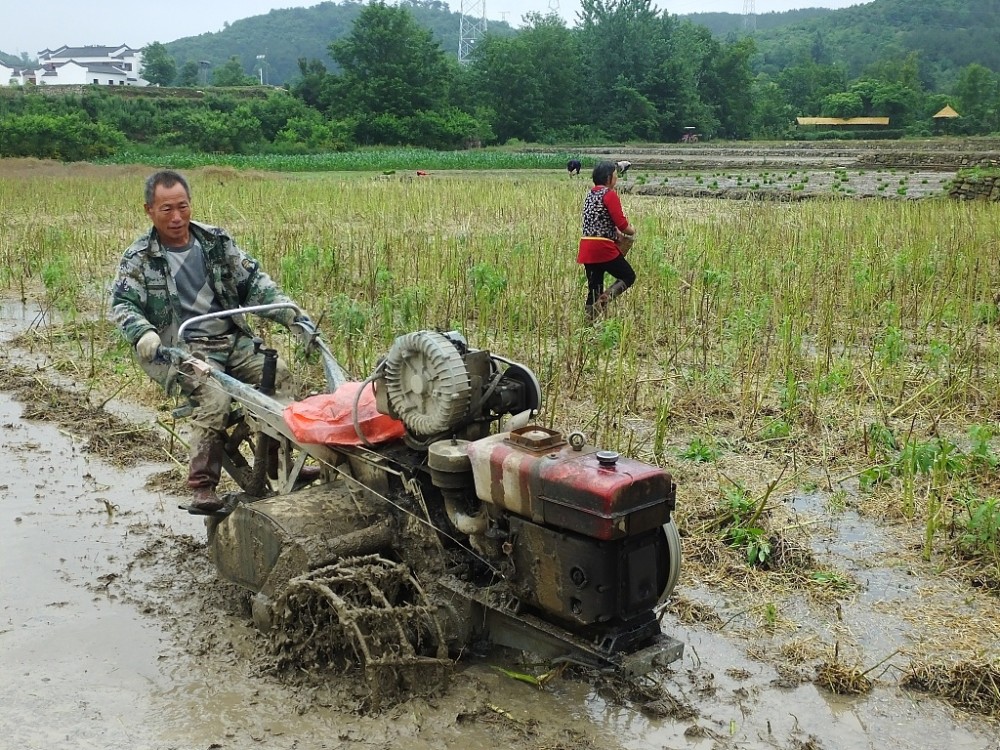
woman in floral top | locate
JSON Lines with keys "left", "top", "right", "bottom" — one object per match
{"left": 577, "top": 160, "right": 636, "bottom": 321}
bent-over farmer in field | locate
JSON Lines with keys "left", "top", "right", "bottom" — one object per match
{"left": 577, "top": 160, "right": 637, "bottom": 322}
{"left": 616, "top": 160, "right": 632, "bottom": 177}
{"left": 567, "top": 159, "right": 582, "bottom": 176}
{"left": 110, "top": 170, "right": 318, "bottom": 514}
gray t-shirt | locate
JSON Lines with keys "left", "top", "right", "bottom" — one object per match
{"left": 164, "top": 237, "right": 235, "bottom": 339}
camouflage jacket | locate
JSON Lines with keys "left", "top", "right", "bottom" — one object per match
{"left": 110, "top": 220, "right": 298, "bottom": 347}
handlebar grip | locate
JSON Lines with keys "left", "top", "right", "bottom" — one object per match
{"left": 153, "top": 346, "right": 188, "bottom": 366}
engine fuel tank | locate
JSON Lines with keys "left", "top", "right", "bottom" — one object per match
{"left": 466, "top": 427, "right": 675, "bottom": 540}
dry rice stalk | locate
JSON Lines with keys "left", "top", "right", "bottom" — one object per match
{"left": 662, "top": 594, "right": 723, "bottom": 627}
{"left": 814, "top": 661, "right": 873, "bottom": 695}
{"left": 778, "top": 636, "right": 826, "bottom": 665}
{"left": 902, "top": 660, "right": 1000, "bottom": 717}
{"left": 815, "top": 649, "right": 900, "bottom": 696}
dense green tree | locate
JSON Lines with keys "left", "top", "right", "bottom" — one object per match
{"left": 328, "top": 2, "right": 451, "bottom": 118}
{"left": 141, "top": 42, "right": 178, "bottom": 86}
{"left": 0, "top": 112, "right": 125, "bottom": 160}
{"left": 176, "top": 61, "right": 200, "bottom": 87}
{"left": 776, "top": 62, "right": 847, "bottom": 116}
{"left": 821, "top": 91, "right": 863, "bottom": 117}
{"left": 705, "top": 36, "right": 757, "bottom": 139}
{"left": 863, "top": 52, "right": 927, "bottom": 93}
{"left": 952, "top": 63, "right": 999, "bottom": 132}
{"left": 467, "top": 34, "right": 542, "bottom": 143}
{"left": 515, "top": 14, "right": 582, "bottom": 140}
{"left": 157, "top": 105, "right": 262, "bottom": 152}
{"left": 466, "top": 13, "right": 581, "bottom": 144}
{"left": 290, "top": 59, "right": 337, "bottom": 111}
{"left": 846, "top": 78, "right": 921, "bottom": 124}
{"left": 275, "top": 112, "right": 353, "bottom": 151}
{"left": 247, "top": 94, "right": 319, "bottom": 141}
{"left": 605, "top": 79, "right": 660, "bottom": 141}
{"left": 577, "top": 0, "right": 671, "bottom": 138}
{"left": 751, "top": 77, "right": 795, "bottom": 137}
{"left": 212, "top": 56, "right": 258, "bottom": 87}
{"left": 810, "top": 31, "right": 831, "bottom": 65}
{"left": 650, "top": 21, "right": 721, "bottom": 139}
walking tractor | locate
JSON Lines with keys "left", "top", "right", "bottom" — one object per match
{"left": 162, "top": 304, "right": 683, "bottom": 695}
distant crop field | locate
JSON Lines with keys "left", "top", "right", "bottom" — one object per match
{"left": 3, "top": 161, "right": 1000, "bottom": 577}
{"left": 95, "top": 148, "right": 575, "bottom": 172}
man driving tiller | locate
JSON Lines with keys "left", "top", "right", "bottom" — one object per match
{"left": 110, "top": 170, "right": 318, "bottom": 514}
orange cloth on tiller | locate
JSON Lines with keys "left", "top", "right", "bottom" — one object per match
{"left": 283, "top": 382, "right": 406, "bottom": 446}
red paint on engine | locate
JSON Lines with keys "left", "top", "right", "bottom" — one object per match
{"left": 467, "top": 433, "right": 674, "bottom": 540}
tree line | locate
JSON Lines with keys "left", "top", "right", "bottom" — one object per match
{"left": 2, "top": 0, "right": 999, "bottom": 160}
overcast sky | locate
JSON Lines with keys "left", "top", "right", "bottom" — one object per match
{"left": 0, "top": 0, "right": 867, "bottom": 57}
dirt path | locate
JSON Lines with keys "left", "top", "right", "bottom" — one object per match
{"left": 1, "top": 299, "right": 998, "bottom": 749}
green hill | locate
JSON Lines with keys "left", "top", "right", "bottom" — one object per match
{"left": 749, "top": 0, "right": 1000, "bottom": 87}
{"left": 3, "top": 0, "right": 997, "bottom": 89}
{"left": 159, "top": 0, "right": 1000, "bottom": 89}
{"left": 164, "top": 0, "right": 514, "bottom": 85}
{"left": 685, "top": 7, "right": 836, "bottom": 36}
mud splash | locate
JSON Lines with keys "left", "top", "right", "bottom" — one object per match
{"left": 2, "top": 297, "right": 999, "bottom": 750}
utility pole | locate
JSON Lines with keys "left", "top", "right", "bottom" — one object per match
{"left": 743, "top": 0, "right": 756, "bottom": 31}
{"left": 256, "top": 54, "right": 266, "bottom": 85}
{"left": 458, "top": 0, "right": 487, "bottom": 64}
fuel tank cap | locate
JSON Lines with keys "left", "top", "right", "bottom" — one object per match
{"left": 596, "top": 450, "right": 620, "bottom": 467}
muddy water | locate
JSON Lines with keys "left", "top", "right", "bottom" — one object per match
{"left": 1, "top": 299, "right": 999, "bottom": 750}
{"left": 1, "top": 392, "right": 165, "bottom": 750}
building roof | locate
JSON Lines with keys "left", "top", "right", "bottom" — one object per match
{"left": 36, "top": 59, "right": 127, "bottom": 77}
{"left": 933, "top": 105, "right": 960, "bottom": 119}
{"left": 85, "top": 63, "right": 128, "bottom": 75}
{"left": 796, "top": 117, "right": 890, "bottom": 126}
{"left": 41, "top": 45, "right": 136, "bottom": 59}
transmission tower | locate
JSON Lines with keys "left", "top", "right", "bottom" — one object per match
{"left": 459, "top": 0, "right": 487, "bottom": 64}
{"left": 743, "top": 0, "right": 756, "bottom": 31}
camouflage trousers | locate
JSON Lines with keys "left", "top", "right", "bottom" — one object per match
{"left": 139, "top": 332, "right": 291, "bottom": 455}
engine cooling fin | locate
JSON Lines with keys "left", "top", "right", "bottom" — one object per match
{"left": 382, "top": 331, "right": 471, "bottom": 436}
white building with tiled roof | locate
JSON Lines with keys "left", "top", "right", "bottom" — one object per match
{"left": 25, "top": 44, "right": 149, "bottom": 86}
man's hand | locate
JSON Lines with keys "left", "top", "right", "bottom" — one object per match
{"left": 136, "top": 330, "right": 161, "bottom": 362}
{"left": 290, "top": 315, "right": 318, "bottom": 352}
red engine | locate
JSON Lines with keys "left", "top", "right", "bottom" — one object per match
{"left": 439, "top": 426, "right": 678, "bottom": 645}
{"left": 376, "top": 330, "right": 681, "bottom": 655}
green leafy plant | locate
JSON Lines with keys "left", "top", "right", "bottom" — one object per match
{"left": 761, "top": 419, "right": 791, "bottom": 441}
{"left": 875, "top": 325, "right": 906, "bottom": 365}
{"left": 968, "top": 424, "right": 997, "bottom": 469}
{"left": 958, "top": 496, "right": 1000, "bottom": 566}
{"left": 681, "top": 437, "right": 719, "bottom": 463}
{"left": 808, "top": 570, "right": 852, "bottom": 591}
{"left": 469, "top": 262, "right": 508, "bottom": 304}
{"left": 763, "top": 601, "right": 778, "bottom": 627}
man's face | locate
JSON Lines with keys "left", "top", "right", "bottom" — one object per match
{"left": 145, "top": 182, "right": 191, "bottom": 247}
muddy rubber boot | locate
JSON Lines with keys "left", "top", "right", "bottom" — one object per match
{"left": 605, "top": 279, "right": 629, "bottom": 302}
{"left": 188, "top": 433, "right": 225, "bottom": 513}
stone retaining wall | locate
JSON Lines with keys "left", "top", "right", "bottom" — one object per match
{"left": 857, "top": 151, "right": 1000, "bottom": 170}
{"left": 949, "top": 174, "right": 1000, "bottom": 201}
